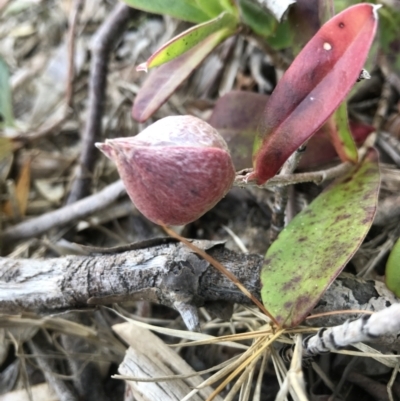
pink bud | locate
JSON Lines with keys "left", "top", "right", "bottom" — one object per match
{"left": 96, "top": 115, "right": 235, "bottom": 226}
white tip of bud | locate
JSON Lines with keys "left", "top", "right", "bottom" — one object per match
{"left": 372, "top": 4, "right": 382, "bottom": 19}
{"left": 136, "top": 62, "right": 148, "bottom": 73}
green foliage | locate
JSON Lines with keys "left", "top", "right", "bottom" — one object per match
{"left": 331, "top": 102, "right": 358, "bottom": 163}
{"left": 0, "top": 56, "right": 14, "bottom": 127}
{"left": 121, "top": 0, "right": 210, "bottom": 23}
{"left": 194, "top": 0, "right": 225, "bottom": 18}
{"left": 261, "top": 150, "right": 380, "bottom": 327}
{"left": 386, "top": 238, "right": 400, "bottom": 297}
{"left": 137, "top": 12, "right": 238, "bottom": 71}
{"left": 239, "top": 0, "right": 276, "bottom": 38}
{"left": 378, "top": 6, "right": 400, "bottom": 71}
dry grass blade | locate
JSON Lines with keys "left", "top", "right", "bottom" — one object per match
{"left": 253, "top": 350, "right": 269, "bottom": 401}
{"left": 113, "top": 355, "right": 240, "bottom": 383}
{"left": 387, "top": 362, "right": 399, "bottom": 401}
{"left": 169, "top": 327, "right": 274, "bottom": 348}
{"left": 109, "top": 307, "right": 248, "bottom": 349}
{"left": 275, "top": 335, "right": 307, "bottom": 401}
{"left": 224, "top": 354, "right": 258, "bottom": 401}
{"left": 206, "top": 330, "right": 284, "bottom": 401}
{"left": 0, "top": 315, "right": 97, "bottom": 339}
{"left": 351, "top": 343, "right": 400, "bottom": 368}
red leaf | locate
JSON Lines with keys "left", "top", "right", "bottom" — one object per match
{"left": 132, "top": 32, "right": 233, "bottom": 122}
{"left": 249, "top": 3, "right": 379, "bottom": 185}
{"left": 208, "top": 90, "right": 268, "bottom": 170}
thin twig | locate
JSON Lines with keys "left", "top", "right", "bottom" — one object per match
{"left": 234, "top": 159, "right": 353, "bottom": 189}
{"left": 269, "top": 145, "right": 307, "bottom": 243}
{"left": 66, "top": 0, "right": 84, "bottom": 108}
{"left": 1, "top": 180, "right": 126, "bottom": 245}
{"left": 28, "top": 332, "right": 78, "bottom": 401}
{"left": 67, "top": 3, "right": 136, "bottom": 204}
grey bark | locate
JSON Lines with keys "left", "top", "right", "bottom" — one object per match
{"left": 0, "top": 239, "right": 398, "bottom": 330}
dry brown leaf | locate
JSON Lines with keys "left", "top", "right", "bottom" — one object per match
{"left": 3, "top": 157, "right": 31, "bottom": 217}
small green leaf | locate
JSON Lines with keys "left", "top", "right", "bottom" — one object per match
{"left": 219, "top": 0, "right": 237, "bottom": 15}
{"left": 137, "top": 12, "right": 238, "bottom": 71}
{"left": 385, "top": 238, "right": 400, "bottom": 297}
{"left": 0, "top": 57, "right": 14, "bottom": 127}
{"left": 329, "top": 102, "right": 359, "bottom": 164}
{"left": 261, "top": 148, "right": 380, "bottom": 328}
{"left": 265, "top": 19, "right": 292, "bottom": 50}
{"left": 239, "top": 0, "right": 276, "bottom": 38}
{"left": 121, "top": 0, "right": 210, "bottom": 23}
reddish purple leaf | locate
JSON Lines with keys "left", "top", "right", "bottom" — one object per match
{"left": 208, "top": 90, "right": 373, "bottom": 171}
{"left": 208, "top": 91, "right": 268, "bottom": 170}
{"left": 298, "top": 120, "right": 374, "bottom": 170}
{"left": 249, "top": 3, "right": 379, "bottom": 185}
{"left": 132, "top": 31, "right": 233, "bottom": 122}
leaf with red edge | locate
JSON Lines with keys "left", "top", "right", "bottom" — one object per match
{"left": 249, "top": 3, "right": 379, "bottom": 185}
{"left": 133, "top": 31, "right": 235, "bottom": 122}
{"left": 136, "top": 12, "right": 237, "bottom": 72}
{"left": 261, "top": 148, "right": 380, "bottom": 328}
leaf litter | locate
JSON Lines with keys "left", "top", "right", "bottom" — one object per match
{"left": 0, "top": 1, "right": 400, "bottom": 400}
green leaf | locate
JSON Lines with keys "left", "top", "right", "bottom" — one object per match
{"left": 0, "top": 57, "right": 14, "bottom": 127}
{"left": 239, "top": 0, "right": 276, "bottom": 38}
{"left": 195, "top": 0, "right": 225, "bottom": 18}
{"left": 121, "top": 0, "right": 210, "bottom": 23}
{"left": 137, "top": 12, "right": 238, "bottom": 71}
{"left": 385, "top": 238, "right": 400, "bottom": 297}
{"left": 261, "top": 148, "right": 380, "bottom": 328}
{"left": 219, "top": 0, "right": 237, "bottom": 15}
{"left": 378, "top": 7, "right": 400, "bottom": 72}
{"left": 265, "top": 19, "right": 292, "bottom": 50}
{"left": 329, "top": 102, "right": 358, "bottom": 164}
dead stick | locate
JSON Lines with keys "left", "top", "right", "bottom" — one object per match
{"left": 0, "top": 240, "right": 398, "bottom": 348}
{"left": 1, "top": 180, "right": 126, "bottom": 245}
{"left": 67, "top": 3, "right": 136, "bottom": 204}
{"left": 66, "top": 0, "right": 84, "bottom": 108}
